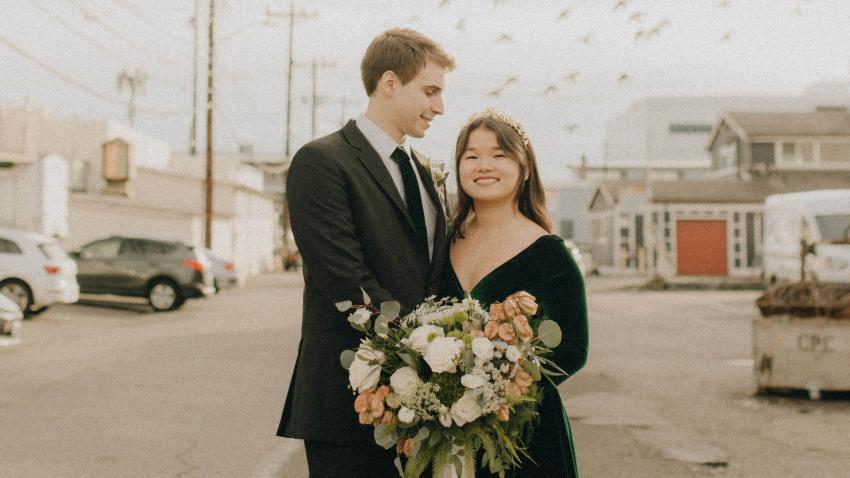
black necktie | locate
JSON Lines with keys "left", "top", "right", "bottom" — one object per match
{"left": 390, "top": 147, "right": 428, "bottom": 254}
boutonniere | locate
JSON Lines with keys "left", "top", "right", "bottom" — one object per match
{"left": 417, "top": 153, "right": 450, "bottom": 214}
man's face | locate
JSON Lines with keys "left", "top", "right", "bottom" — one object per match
{"left": 389, "top": 60, "right": 446, "bottom": 139}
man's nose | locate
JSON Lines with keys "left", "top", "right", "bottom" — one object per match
{"left": 432, "top": 95, "right": 444, "bottom": 115}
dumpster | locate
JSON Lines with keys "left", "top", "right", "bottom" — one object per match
{"left": 754, "top": 283, "right": 850, "bottom": 399}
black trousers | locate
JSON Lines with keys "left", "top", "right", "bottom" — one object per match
{"left": 304, "top": 440, "right": 398, "bottom": 478}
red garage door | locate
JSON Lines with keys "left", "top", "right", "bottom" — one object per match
{"left": 676, "top": 220, "right": 728, "bottom": 276}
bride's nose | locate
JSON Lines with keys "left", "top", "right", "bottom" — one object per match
{"left": 474, "top": 157, "right": 495, "bottom": 171}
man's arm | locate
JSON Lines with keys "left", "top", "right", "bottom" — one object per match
{"left": 287, "top": 144, "right": 394, "bottom": 308}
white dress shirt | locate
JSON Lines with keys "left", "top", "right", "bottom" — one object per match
{"left": 355, "top": 113, "right": 437, "bottom": 260}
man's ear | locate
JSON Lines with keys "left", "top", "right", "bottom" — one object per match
{"left": 378, "top": 70, "right": 398, "bottom": 96}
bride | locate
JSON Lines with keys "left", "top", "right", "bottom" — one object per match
{"left": 435, "top": 109, "right": 589, "bottom": 478}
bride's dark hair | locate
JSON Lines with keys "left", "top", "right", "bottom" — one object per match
{"left": 450, "top": 111, "right": 551, "bottom": 239}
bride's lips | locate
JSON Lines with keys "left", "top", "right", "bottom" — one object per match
{"left": 474, "top": 177, "right": 499, "bottom": 186}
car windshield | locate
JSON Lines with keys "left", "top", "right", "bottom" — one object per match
{"left": 816, "top": 214, "right": 850, "bottom": 243}
{"left": 38, "top": 242, "right": 70, "bottom": 260}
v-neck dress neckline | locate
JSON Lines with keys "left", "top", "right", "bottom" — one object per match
{"left": 449, "top": 234, "right": 558, "bottom": 295}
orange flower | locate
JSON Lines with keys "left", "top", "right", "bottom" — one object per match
{"left": 470, "top": 329, "right": 485, "bottom": 338}
{"left": 381, "top": 410, "right": 396, "bottom": 425}
{"left": 484, "top": 320, "right": 500, "bottom": 339}
{"left": 489, "top": 302, "right": 507, "bottom": 322}
{"left": 359, "top": 411, "right": 372, "bottom": 425}
{"left": 505, "top": 381, "right": 523, "bottom": 398}
{"left": 502, "top": 296, "right": 520, "bottom": 317}
{"left": 370, "top": 393, "right": 385, "bottom": 419}
{"left": 514, "top": 315, "right": 533, "bottom": 342}
{"left": 498, "top": 322, "right": 516, "bottom": 343}
{"left": 396, "top": 438, "right": 408, "bottom": 455}
{"left": 514, "top": 368, "right": 533, "bottom": 388}
{"left": 376, "top": 385, "right": 390, "bottom": 400}
{"left": 354, "top": 391, "right": 370, "bottom": 413}
{"left": 403, "top": 437, "right": 414, "bottom": 456}
{"left": 495, "top": 404, "right": 510, "bottom": 422}
{"left": 510, "top": 291, "right": 538, "bottom": 316}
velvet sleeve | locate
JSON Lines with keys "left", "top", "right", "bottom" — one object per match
{"left": 538, "top": 250, "right": 589, "bottom": 386}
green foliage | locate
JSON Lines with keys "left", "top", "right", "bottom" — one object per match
{"left": 429, "top": 373, "right": 465, "bottom": 405}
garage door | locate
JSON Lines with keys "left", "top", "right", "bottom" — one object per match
{"left": 676, "top": 220, "right": 728, "bottom": 276}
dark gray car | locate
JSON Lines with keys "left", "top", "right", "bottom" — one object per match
{"left": 71, "top": 236, "right": 215, "bottom": 312}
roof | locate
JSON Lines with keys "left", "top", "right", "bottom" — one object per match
{"left": 725, "top": 109, "right": 850, "bottom": 137}
{"left": 0, "top": 226, "right": 54, "bottom": 244}
{"left": 649, "top": 175, "right": 850, "bottom": 204}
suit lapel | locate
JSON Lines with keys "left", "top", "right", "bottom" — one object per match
{"left": 411, "top": 150, "right": 448, "bottom": 279}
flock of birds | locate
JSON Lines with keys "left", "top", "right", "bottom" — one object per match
{"left": 400, "top": 0, "right": 812, "bottom": 135}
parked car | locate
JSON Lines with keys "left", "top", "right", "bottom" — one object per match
{"left": 763, "top": 190, "right": 850, "bottom": 285}
{"left": 0, "top": 226, "right": 80, "bottom": 316}
{"left": 70, "top": 236, "right": 215, "bottom": 312}
{"left": 202, "top": 248, "right": 239, "bottom": 292}
{"left": 0, "top": 292, "right": 23, "bottom": 345}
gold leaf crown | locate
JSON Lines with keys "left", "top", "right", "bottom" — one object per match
{"left": 463, "top": 108, "right": 530, "bottom": 146}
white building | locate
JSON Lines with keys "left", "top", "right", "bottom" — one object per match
{"left": 0, "top": 104, "right": 278, "bottom": 283}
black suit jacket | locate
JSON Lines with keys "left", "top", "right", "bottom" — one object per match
{"left": 277, "top": 120, "right": 448, "bottom": 443}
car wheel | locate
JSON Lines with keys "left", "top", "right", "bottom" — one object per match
{"left": 0, "top": 279, "right": 33, "bottom": 317}
{"left": 147, "top": 280, "right": 183, "bottom": 312}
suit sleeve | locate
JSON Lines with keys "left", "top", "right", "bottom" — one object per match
{"left": 287, "top": 144, "right": 395, "bottom": 308}
{"left": 539, "top": 249, "right": 589, "bottom": 386}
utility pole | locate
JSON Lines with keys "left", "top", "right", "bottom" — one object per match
{"left": 296, "top": 59, "right": 335, "bottom": 138}
{"left": 117, "top": 69, "right": 148, "bottom": 126}
{"left": 266, "top": 1, "right": 316, "bottom": 257}
{"left": 204, "top": 0, "right": 215, "bottom": 248}
{"left": 189, "top": 0, "right": 199, "bottom": 155}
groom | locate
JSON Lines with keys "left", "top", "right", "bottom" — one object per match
{"left": 277, "top": 29, "right": 454, "bottom": 477}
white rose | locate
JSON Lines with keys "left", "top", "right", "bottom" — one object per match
{"left": 439, "top": 406, "right": 453, "bottom": 428}
{"left": 348, "top": 346, "right": 385, "bottom": 393}
{"left": 505, "top": 345, "right": 521, "bottom": 362}
{"left": 405, "top": 324, "right": 445, "bottom": 354}
{"left": 398, "top": 406, "right": 416, "bottom": 424}
{"left": 450, "top": 391, "right": 482, "bottom": 427}
{"left": 471, "top": 337, "right": 494, "bottom": 361}
{"left": 461, "top": 374, "right": 485, "bottom": 389}
{"left": 423, "top": 337, "right": 464, "bottom": 374}
{"left": 390, "top": 367, "right": 422, "bottom": 398}
{"left": 348, "top": 308, "right": 371, "bottom": 327}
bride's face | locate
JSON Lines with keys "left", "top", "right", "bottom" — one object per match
{"left": 459, "top": 127, "right": 522, "bottom": 206}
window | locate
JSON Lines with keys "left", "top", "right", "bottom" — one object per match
{"left": 80, "top": 238, "right": 121, "bottom": 259}
{"left": 751, "top": 143, "right": 775, "bottom": 166}
{"left": 819, "top": 143, "right": 850, "bottom": 163}
{"left": 38, "top": 243, "right": 68, "bottom": 260}
{"left": 781, "top": 143, "right": 796, "bottom": 163}
{"left": 0, "top": 237, "right": 23, "bottom": 254}
{"left": 815, "top": 214, "right": 850, "bottom": 242}
{"left": 800, "top": 143, "right": 813, "bottom": 162}
{"left": 559, "top": 220, "right": 575, "bottom": 239}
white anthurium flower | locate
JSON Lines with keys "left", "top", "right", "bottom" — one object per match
{"left": 405, "top": 324, "right": 445, "bottom": 354}
{"left": 461, "top": 373, "right": 485, "bottom": 389}
{"left": 390, "top": 367, "right": 422, "bottom": 398}
{"left": 398, "top": 406, "right": 416, "bottom": 424}
{"left": 471, "top": 337, "right": 494, "bottom": 361}
{"left": 423, "top": 337, "right": 464, "bottom": 374}
{"left": 505, "top": 345, "right": 521, "bottom": 363}
{"left": 450, "top": 391, "right": 482, "bottom": 427}
{"left": 348, "top": 346, "right": 384, "bottom": 393}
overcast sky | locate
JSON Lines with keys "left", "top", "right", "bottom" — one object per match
{"left": 2, "top": 0, "right": 849, "bottom": 182}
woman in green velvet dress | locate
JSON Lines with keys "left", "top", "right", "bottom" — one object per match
{"left": 439, "top": 110, "right": 588, "bottom": 477}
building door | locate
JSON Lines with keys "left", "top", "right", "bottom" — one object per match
{"left": 676, "top": 220, "right": 728, "bottom": 276}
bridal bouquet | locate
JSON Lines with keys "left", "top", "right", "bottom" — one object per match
{"left": 337, "top": 290, "right": 565, "bottom": 478}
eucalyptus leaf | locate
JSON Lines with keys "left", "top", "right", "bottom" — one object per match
{"left": 394, "top": 457, "right": 403, "bottom": 477}
{"left": 374, "top": 315, "right": 391, "bottom": 336}
{"left": 522, "top": 358, "right": 541, "bottom": 381}
{"left": 428, "top": 429, "right": 442, "bottom": 447}
{"left": 414, "top": 427, "right": 430, "bottom": 442}
{"left": 374, "top": 424, "right": 398, "bottom": 450}
{"left": 335, "top": 300, "right": 353, "bottom": 312}
{"left": 380, "top": 301, "right": 401, "bottom": 318}
{"left": 537, "top": 320, "right": 563, "bottom": 348}
{"left": 361, "top": 287, "right": 371, "bottom": 305}
{"left": 450, "top": 455, "right": 463, "bottom": 477}
{"left": 340, "top": 349, "right": 356, "bottom": 370}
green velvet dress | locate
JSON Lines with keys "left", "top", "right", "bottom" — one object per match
{"left": 439, "top": 235, "right": 589, "bottom": 478}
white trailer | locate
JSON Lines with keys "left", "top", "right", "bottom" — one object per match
{"left": 763, "top": 190, "right": 850, "bottom": 285}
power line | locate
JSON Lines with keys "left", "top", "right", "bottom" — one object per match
{"left": 109, "top": 0, "right": 194, "bottom": 45}
{"left": 0, "top": 30, "right": 190, "bottom": 117}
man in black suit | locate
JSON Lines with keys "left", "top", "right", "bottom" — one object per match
{"left": 277, "top": 29, "right": 455, "bottom": 477}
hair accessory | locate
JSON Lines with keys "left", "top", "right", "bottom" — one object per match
{"left": 464, "top": 108, "right": 530, "bottom": 146}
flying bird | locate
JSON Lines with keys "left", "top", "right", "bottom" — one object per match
{"left": 579, "top": 31, "right": 593, "bottom": 44}
{"left": 561, "top": 71, "right": 580, "bottom": 83}
{"left": 557, "top": 8, "right": 573, "bottom": 21}
{"left": 647, "top": 19, "right": 671, "bottom": 37}
{"left": 634, "top": 29, "right": 646, "bottom": 41}
{"left": 439, "top": 0, "right": 450, "bottom": 8}
{"left": 719, "top": 30, "right": 734, "bottom": 42}
{"left": 543, "top": 85, "right": 559, "bottom": 96}
{"left": 455, "top": 18, "right": 465, "bottom": 31}
{"left": 613, "top": 0, "right": 630, "bottom": 11}
{"left": 486, "top": 76, "right": 518, "bottom": 98}
{"left": 617, "top": 73, "right": 631, "bottom": 84}
{"left": 496, "top": 33, "right": 512, "bottom": 43}
{"left": 628, "top": 11, "right": 644, "bottom": 23}
{"left": 564, "top": 124, "right": 579, "bottom": 133}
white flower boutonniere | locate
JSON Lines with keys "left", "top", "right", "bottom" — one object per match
{"left": 417, "top": 152, "right": 450, "bottom": 213}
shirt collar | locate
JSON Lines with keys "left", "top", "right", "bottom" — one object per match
{"left": 356, "top": 113, "right": 410, "bottom": 160}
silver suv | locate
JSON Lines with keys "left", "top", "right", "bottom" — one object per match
{"left": 71, "top": 236, "right": 215, "bottom": 312}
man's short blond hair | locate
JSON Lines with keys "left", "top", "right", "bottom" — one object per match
{"left": 360, "top": 28, "right": 455, "bottom": 96}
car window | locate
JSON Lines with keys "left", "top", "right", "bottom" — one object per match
{"left": 119, "top": 239, "right": 145, "bottom": 256}
{"left": 0, "top": 237, "right": 23, "bottom": 254}
{"left": 141, "top": 240, "right": 178, "bottom": 255}
{"left": 38, "top": 242, "right": 69, "bottom": 260}
{"left": 80, "top": 238, "right": 121, "bottom": 259}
